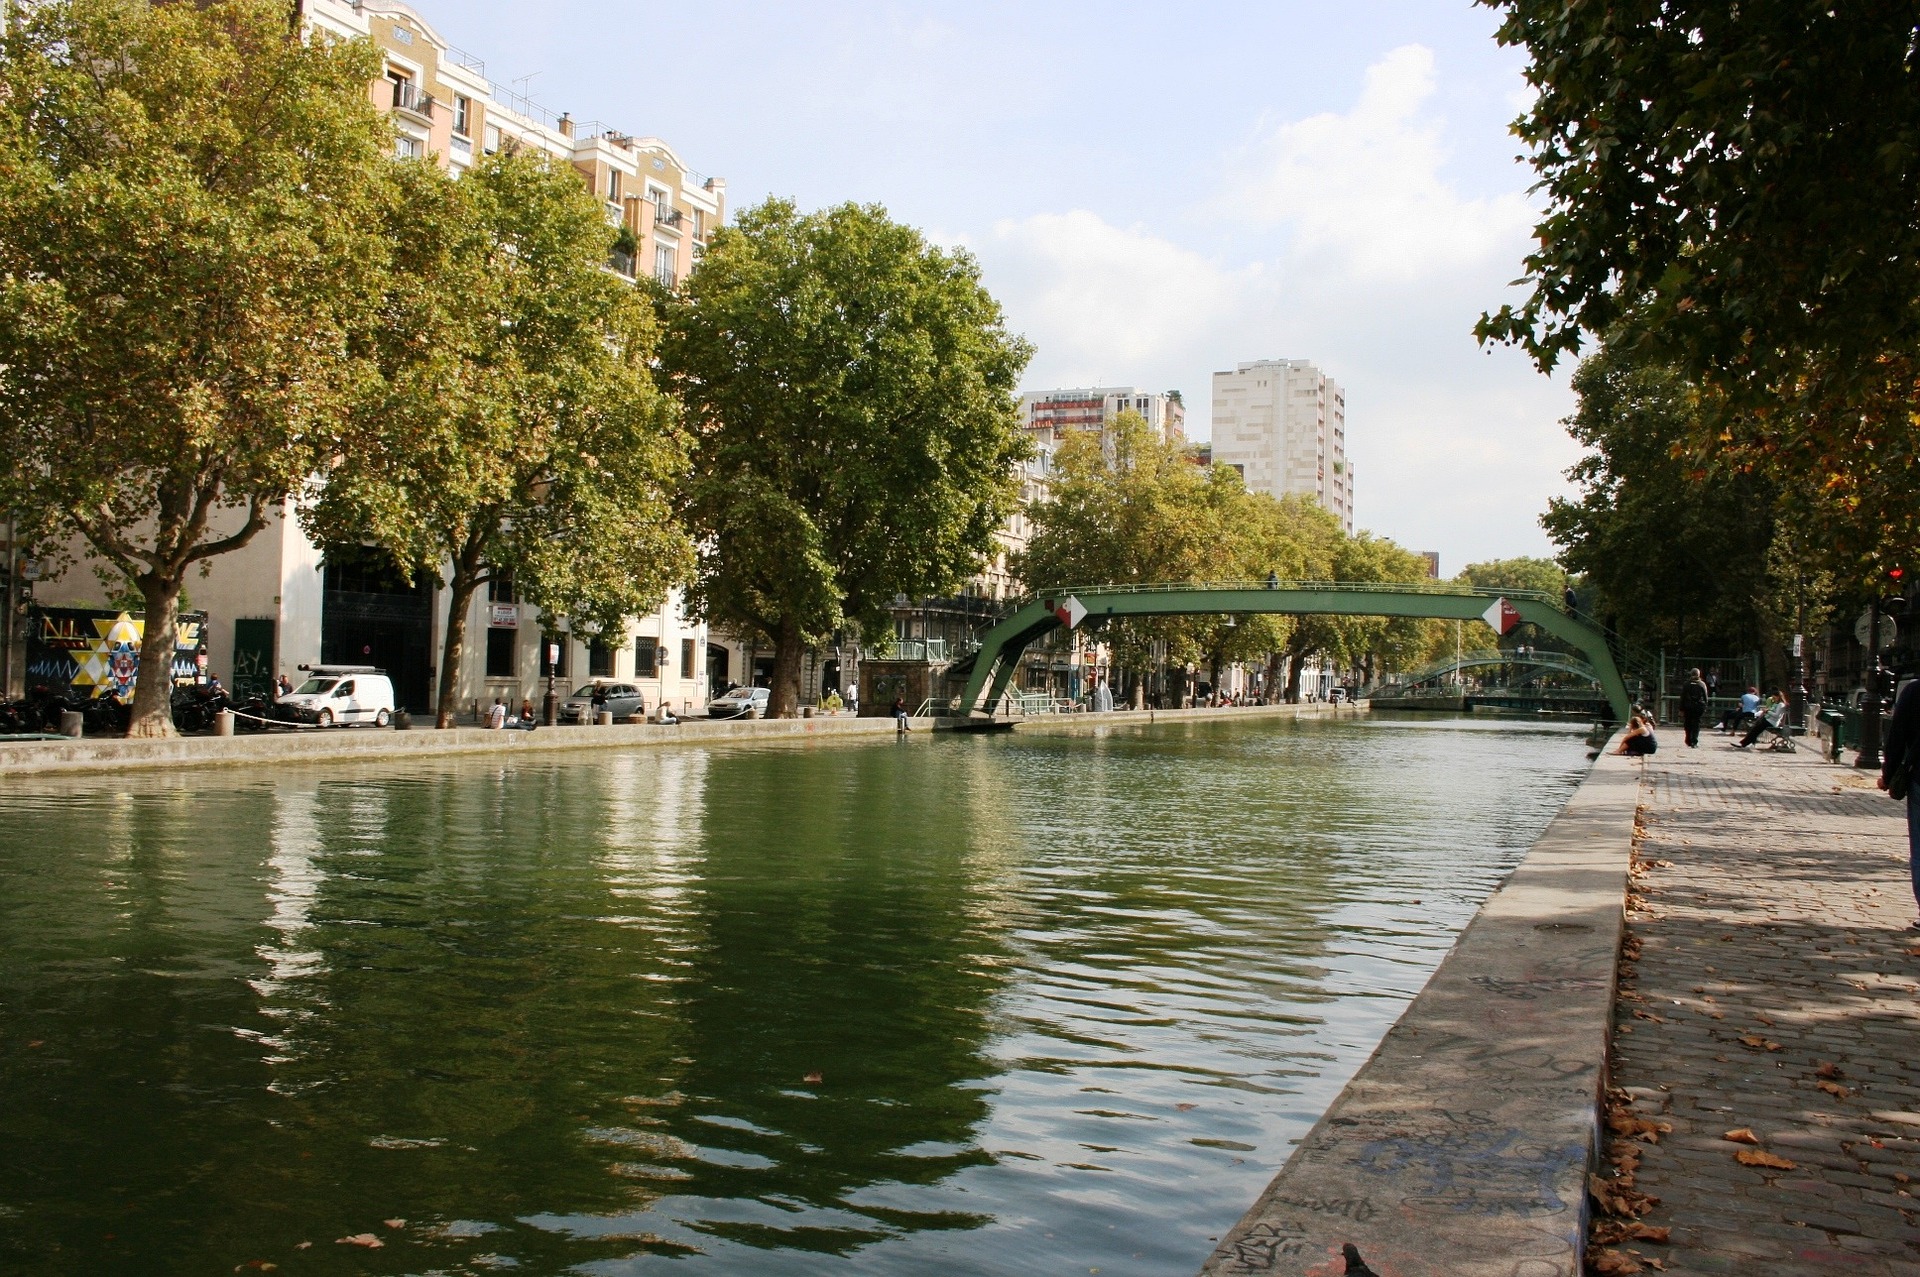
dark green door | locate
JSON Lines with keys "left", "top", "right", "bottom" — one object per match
{"left": 232, "top": 618, "right": 275, "bottom": 701}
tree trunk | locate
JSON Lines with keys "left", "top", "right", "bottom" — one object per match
{"left": 126, "top": 571, "right": 183, "bottom": 738}
{"left": 1283, "top": 643, "right": 1307, "bottom": 703}
{"left": 436, "top": 566, "right": 482, "bottom": 730}
{"left": 768, "top": 615, "right": 804, "bottom": 718}
{"left": 1265, "top": 652, "right": 1284, "bottom": 701}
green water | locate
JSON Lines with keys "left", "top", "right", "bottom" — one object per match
{"left": 0, "top": 714, "right": 1593, "bottom": 1275}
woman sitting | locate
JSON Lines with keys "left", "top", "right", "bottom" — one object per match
{"left": 1614, "top": 713, "right": 1658, "bottom": 756}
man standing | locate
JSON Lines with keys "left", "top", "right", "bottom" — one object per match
{"left": 1877, "top": 677, "right": 1920, "bottom": 932}
{"left": 1680, "top": 666, "right": 1710, "bottom": 748}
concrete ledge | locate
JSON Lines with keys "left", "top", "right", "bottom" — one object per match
{"left": 0, "top": 702, "right": 1353, "bottom": 777}
{"left": 0, "top": 712, "right": 922, "bottom": 777}
{"left": 992, "top": 702, "right": 1352, "bottom": 734}
{"left": 1198, "top": 745, "right": 1640, "bottom": 1277}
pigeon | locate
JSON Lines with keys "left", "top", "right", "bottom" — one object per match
{"left": 1343, "top": 1243, "right": 1381, "bottom": 1277}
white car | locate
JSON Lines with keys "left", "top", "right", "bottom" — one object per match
{"left": 708, "top": 686, "right": 769, "bottom": 719}
{"left": 279, "top": 666, "right": 396, "bottom": 728}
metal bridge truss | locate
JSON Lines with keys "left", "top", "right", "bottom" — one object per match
{"left": 1371, "top": 648, "right": 1603, "bottom": 694}
{"left": 954, "top": 580, "right": 1633, "bottom": 723}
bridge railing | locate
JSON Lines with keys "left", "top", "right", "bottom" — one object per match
{"left": 1022, "top": 579, "right": 1564, "bottom": 604}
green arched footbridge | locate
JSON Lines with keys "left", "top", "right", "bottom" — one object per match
{"left": 955, "top": 581, "right": 1633, "bottom": 723}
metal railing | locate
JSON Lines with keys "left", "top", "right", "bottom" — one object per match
{"left": 391, "top": 80, "right": 434, "bottom": 116}
{"left": 653, "top": 204, "right": 684, "bottom": 229}
{"left": 875, "top": 639, "right": 949, "bottom": 662}
{"left": 1026, "top": 579, "right": 1564, "bottom": 603}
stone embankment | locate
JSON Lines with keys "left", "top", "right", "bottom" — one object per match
{"left": 0, "top": 701, "right": 1348, "bottom": 777}
{"left": 1199, "top": 745, "right": 1641, "bottom": 1277}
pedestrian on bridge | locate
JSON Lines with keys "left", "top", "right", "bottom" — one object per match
{"left": 1681, "top": 667, "right": 1709, "bottom": 748}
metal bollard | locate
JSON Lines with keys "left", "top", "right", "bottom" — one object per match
{"left": 58, "top": 710, "right": 83, "bottom": 738}
{"left": 214, "top": 709, "right": 235, "bottom": 737}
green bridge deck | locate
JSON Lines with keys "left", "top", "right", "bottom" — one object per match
{"left": 956, "top": 581, "right": 1633, "bottom": 723}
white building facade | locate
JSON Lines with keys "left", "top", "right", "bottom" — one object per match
{"left": 1208, "top": 360, "right": 1353, "bottom": 534}
{"left": 1016, "top": 388, "right": 1186, "bottom": 449}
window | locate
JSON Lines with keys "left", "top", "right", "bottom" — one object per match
{"left": 453, "top": 94, "right": 471, "bottom": 137}
{"left": 588, "top": 640, "right": 613, "bottom": 678}
{"left": 335, "top": 681, "right": 356, "bottom": 698}
{"left": 542, "top": 639, "right": 568, "bottom": 679}
{"left": 681, "top": 638, "right": 695, "bottom": 678}
{"left": 395, "top": 135, "right": 422, "bottom": 159}
{"left": 606, "top": 169, "right": 620, "bottom": 201}
{"left": 633, "top": 639, "right": 657, "bottom": 677}
{"left": 691, "top": 209, "right": 703, "bottom": 238}
{"left": 654, "top": 244, "right": 676, "bottom": 287}
{"left": 488, "top": 570, "right": 516, "bottom": 603}
{"left": 486, "top": 626, "right": 516, "bottom": 678}
{"left": 484, "top": 124, "right": 501, "bottom": 155}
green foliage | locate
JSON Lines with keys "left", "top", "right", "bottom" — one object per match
{"left": 1019, "top": 414, "right": 1437, "bottom": 697}
{"left": 303, "top": 152, "right": 691, "bottom": 725}
{"left": 1541, "top": 343, "right": 1774, "bottom": 654}
{"left": 1477, "top": 1, "right": 1920, "bottom": 396}
{"left": 658, "top": 198, "right": 1032, "bottom": 716}
{"left": 0, "top": 0, "right": 391, "bottom": 734}
{"left": 1454, "top": 557, "right": 1566, "bottom": 597}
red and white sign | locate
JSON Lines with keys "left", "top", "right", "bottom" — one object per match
{"left": 489, "top": 604, "right": 519, "bottom": 628}
{"left": 1481, "top": 597, "right": 1521, "bottom": 635}
{"left": 1052, "top": 595, "right": 1088, "bottom": 629}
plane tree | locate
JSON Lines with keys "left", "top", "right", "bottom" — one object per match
{"left": 0, "top": 0, "right": 391, "bottom": 735}
{"left": 303, "top": 153, "right": 691, "bottom": 728}
{"left": 657, "top": 198, "right": 1032, "bottom": 718}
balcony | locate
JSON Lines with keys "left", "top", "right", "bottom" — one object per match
{"left": 390, "top": 80, "right": 434, "bottom": 121}
{"left": 608, "top": 249, "right": 637, "bottom": 278}
{"left": 652, "top": 204, "right": 684, "bottom": 230}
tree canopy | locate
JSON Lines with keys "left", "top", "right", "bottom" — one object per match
{"left": 0, "top": 0, "right": 392, "bottom": 734}
{"left": 303, "top": 152, "right": 691, "bottom": 727}
{"left": 658, "top": 198, "right": 1032, "bottom": 717}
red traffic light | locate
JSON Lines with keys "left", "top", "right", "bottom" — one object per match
{"left": 1892, "top": 567, "right": 1906, "bottom": 582}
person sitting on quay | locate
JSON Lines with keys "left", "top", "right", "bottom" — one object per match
{"left": 1614, "top": 713, "right": 1658, "bottom": 757}
{"left": 487, "top": 697, "right": 508, "bottom": 730}
{"left": 512, "top": 698, "right": 538, "bottom": 731}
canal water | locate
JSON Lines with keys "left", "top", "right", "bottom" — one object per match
{"left": 0, "top": 715, "right": 1593, "bottom": 1275}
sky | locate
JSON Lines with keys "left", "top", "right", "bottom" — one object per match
{"left": 434, "top": 1, "right": 1579, "bottom": 573}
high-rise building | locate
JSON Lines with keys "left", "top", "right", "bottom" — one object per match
{"left": 1208, "top": 359, "right": 1352, "bottom": 534}
{"left": 1016, "top": 388, "right": 1186, "bottom": 449}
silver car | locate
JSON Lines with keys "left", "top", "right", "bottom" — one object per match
{"left": 708, "top": 687, "right": 769, "bottom": 719}
{"left": 560, "top": 682, "right": 646, "bottom": 723}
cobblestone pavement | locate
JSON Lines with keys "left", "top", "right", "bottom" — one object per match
{"left": 1600, "top": 734, "right": 1920, "bottom": 1274}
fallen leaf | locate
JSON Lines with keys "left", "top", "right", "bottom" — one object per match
{"left": 1589, "top": 1248, "right": 1642, "bottom": 1274}
{"left": 1816, "top": 1062, "right": 1843, "bottom": 1079}
{"left": 26, "top": 1041, "right": 42, "bottom": 1048}
{"left": 1816, "top": 1081, "right": 1851, "bottom": 1098}
{"left": 1644, "top": 1257, "right": 1667, "bottom": 1270}
{"left": 1754, "top": 1014, "right": 1775, "bottom": 1026}
{"left": 383, "top": 1218, "right": 406, "bottom": 1229}
{"left": 1895, "top": 1172, "right": 1910, "bottom": 1184}
{"left": 1734, "top": 1149, "right": 1796, "bottom": 1170}
{"left": 294, "top": 1242, "right": 312, "bottom": 1250}
{"left": 1632, "top": 1010, "right": 1666, "bottom": 1023}
{"left": 336, "top": 1234, "right": 384, "bottom": 1248}
{"left": 803, "top": 1072, "right": 823, "bottom": 1084}
{"left": 1723, "top": 1128, "right": 1760, "bottom": 1145}
{"left": 1624, "top": 1223, "right": 1671, "bottom": 1243}
{"left": 1175, "top": 1103, "right": 1196, "bottom": 1112}
{"left": 1738, "top": 1034, "right": 1767, "bottom": 1048}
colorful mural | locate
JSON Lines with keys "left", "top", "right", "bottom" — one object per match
{"left": 26, "top": 608, "right": 207, "bottom": 702}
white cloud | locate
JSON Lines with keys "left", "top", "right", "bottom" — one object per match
{"left": 966, "top": 45, "right": 1573, "bottom": 566}
{"left": 1217, "top": 44, "right": 1535, "bottom": 281}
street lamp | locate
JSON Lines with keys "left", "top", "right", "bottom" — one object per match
{"left": 543, "top": 638, "right": 560, "bottom": 726}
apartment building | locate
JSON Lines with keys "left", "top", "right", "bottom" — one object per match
{"left": 1016, "top": 388, "right": 1186, "bottom": 449}
{"left": 1208, "top": 359, "right": 1353, "bottom": 534}
{"left": 307, "top": 0, "right": 724, "bottom": 289}
{"left": 20, "top": 0, "right": 727, "bottom": 718}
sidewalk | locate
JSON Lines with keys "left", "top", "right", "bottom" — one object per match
{"left": 1594, "top": 734, "right": 1920, "bottom": 1274}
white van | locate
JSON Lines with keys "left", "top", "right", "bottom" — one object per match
{"left": 279, "top": 665, "right": 397, "bottom": 728}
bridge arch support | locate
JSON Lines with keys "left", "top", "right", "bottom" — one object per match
{"left": 955, "top": 584, "right": 1631, "bottom": 723}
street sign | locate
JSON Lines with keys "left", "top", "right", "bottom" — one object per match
{"left": 489, "top": 603, "right": 518, "bottom": 628}
{"left": 1855, "top": 610, "right": 1897, "bottom": 649}
{"left": 1481, "top": 596, "right": 1521, "bottom": 636}
{"left": 1053, "top": 594, "right": 1088, "bottom": 629}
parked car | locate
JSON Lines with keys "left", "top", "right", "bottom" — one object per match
{"left": 560, "top": 681, "right": 646, "bottom": 723}
{"left": 277, "top": 666, "right": 396, "bottom": 727}
{"left": 708, "top": 686, "right": 769, "bottom": 719}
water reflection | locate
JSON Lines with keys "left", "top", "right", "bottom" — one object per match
{"left": 0, "top": 716, "right": 1591, "bottom": 1275}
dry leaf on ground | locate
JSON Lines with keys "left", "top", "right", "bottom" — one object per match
{"left": 1723, "top": 1128, "right": 1760, "bottom": 1144}
{"left": 1816, "top": 1081, "right": 1852, "bottom": 1098}
{"left": 336, "top": 1234, "right": 384, "bottom": 1249}
{"left": 1734, "top": 1149, "right": 1797, "bottom": 1170}
{"left": 1816, "top": 1062, "right": 1843, "bottom": 1079}
{"left": 382, "top": 1219, "right": 406, "bottom": 1229}
{"left": 1589, "top": 1248, "right": 1643, "bottom": 1274}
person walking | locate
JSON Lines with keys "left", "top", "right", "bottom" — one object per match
{"left": 1876, "top": 677, "right": 1920, "bottom": 931}
{"left": 1681, "top": 667, "right": 1709, "bottom": 748}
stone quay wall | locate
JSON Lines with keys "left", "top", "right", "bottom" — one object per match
{"left": 0, "top": 701, "right": 1346, "bottom": 778}
{"left": 1198, "top": 743, "right": 1638, "bottom": 1277}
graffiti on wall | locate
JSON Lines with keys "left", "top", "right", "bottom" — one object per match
{"left": 26, "top": 607, "right": 207, "bottom": 701}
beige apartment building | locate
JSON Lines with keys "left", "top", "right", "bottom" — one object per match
{"left": 1208, "top": 359, "right": 1353, "bottom": 535}
{"left": 19, "top": 0, "right": 727, "bottom": 718}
